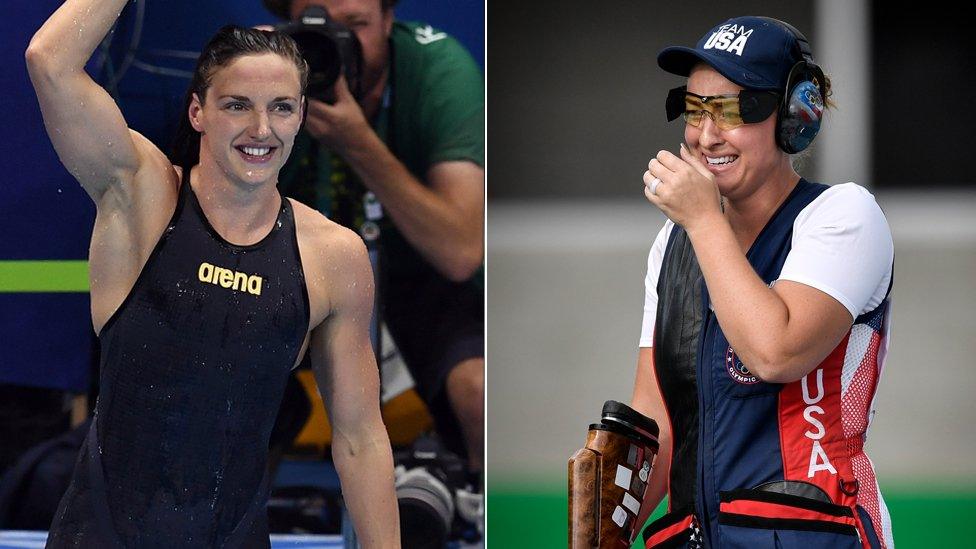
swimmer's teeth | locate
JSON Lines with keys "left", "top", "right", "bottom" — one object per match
{"left": 706, "top": 155, "right": 737, "bottom": 165}
{"left": 242, "top": 147, "right": 271, "bottom": 156}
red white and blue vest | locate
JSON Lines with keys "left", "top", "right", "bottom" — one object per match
{"left": 642, "top": 180, "right": 893, "bottom": 549}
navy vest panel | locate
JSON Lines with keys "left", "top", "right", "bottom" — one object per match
{"left": 47, "top": 177, "right": 310, "bottom": 548}
{"left": 654, "top": 180, "right": 829, "bottom": 543}
{"left": 699, "top": 181, "right": 829, "bottom": 544}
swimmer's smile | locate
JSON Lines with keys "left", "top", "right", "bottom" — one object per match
{"left": 234, "top": 145, "right": 277, "bottom": 163}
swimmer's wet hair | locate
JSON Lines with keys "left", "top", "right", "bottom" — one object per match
{"left": 169, "top": 25, "right": 309, "bottom": 172}
{"left": 262, "top": 0, "right": 399, "bottom": 20}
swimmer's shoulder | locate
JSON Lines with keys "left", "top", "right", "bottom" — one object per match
{"left": 91, "top": 130, "right": 178, "bottom": 257}
{"left": 289, "top": 199, "right": 371, "bottom": 324}
{"left": 290, "top": 200, "right": 368, "bottom": 269}
{"left": 97, "top": 129, "right": 179, "bottom": 211}
{"left": 130, "top": 130, "right": 180, "bottom": 189}
{"left": 288, "top": 199, "right": 362, "bottom": 251}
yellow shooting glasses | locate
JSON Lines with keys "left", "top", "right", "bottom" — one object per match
{"left": 665, "top": 86, "right": 780, "bottom": 131}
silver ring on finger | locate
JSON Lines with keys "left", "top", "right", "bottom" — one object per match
{"left": 649, "top": 177, "right": 662, "bottom": 195}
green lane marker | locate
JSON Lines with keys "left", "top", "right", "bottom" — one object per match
{"left": 0, "top": 260, "right": 89, "bottom": 292}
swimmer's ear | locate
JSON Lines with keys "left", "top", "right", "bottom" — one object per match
{"left": 381, "top": 5, "right": 394, "bottom": 37}
{"left": 189, "top": 93, "right": 205, "bottom": 133}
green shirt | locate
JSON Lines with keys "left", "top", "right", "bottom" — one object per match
{"left": 278, "top": 21, "right": 484, "bottom": 283}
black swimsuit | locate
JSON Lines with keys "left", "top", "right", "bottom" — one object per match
{"left": 47, "top": 174, "right": 309, "bottom": 548}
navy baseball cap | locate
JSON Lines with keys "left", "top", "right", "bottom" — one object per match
{"left": 658, "top": 16, "right": 805, "bottom": 91}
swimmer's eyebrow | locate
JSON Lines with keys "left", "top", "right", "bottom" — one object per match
{"left": 218, "top": 95, "right": 299, "bottom": 103}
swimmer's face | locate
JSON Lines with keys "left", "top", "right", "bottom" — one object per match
{"left": 289, "top": 0, "right": 393, "bottom": 91}
{"left": 189, "top": 53, "right": 304, "bottom": 186}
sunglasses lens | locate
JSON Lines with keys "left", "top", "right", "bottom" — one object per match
{"left": 738, "top": 90, "right": 780, "bottom": 124}
{"left": 683, "top": 94, "right": 747, "bottom": 130}
{"left": 710, "top": 97, "right": 744, "bottom": 130}
{"left": 683, "top": 110, "right": 704, "bottom": 127}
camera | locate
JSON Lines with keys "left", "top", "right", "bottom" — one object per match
{"left": 394, "top": 434, "right": 483, "bottom": 548}
{"left": 273, "top": 5, "right": 364, "bottom": 104}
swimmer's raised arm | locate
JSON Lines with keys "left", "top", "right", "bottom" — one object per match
{"left": 25, "top": 0, "right": 145, "bottom": 202}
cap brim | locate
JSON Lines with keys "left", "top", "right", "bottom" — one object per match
{"left": 657, "top": 46, "right": 705, "bottom": 77}
{"left": 657, "top": 46, "right": 780, "bottom": 91}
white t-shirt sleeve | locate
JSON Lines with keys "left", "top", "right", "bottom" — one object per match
{"left": 776, "top": 183, "right": 894, "bottom": 319}
{"left": 639, "top": 221, "right": 674, "bottom": 347}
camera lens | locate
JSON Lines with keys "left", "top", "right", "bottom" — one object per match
{"left": 398, "top": 497, "right": 449, "bottom": 548}
{"left": 289, "top": 30, "right": 342, "bottom": 102}
{"left": 395, "top": 468, "right": 454, "bottom": 548}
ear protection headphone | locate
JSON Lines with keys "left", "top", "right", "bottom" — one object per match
{"left": 759, "top": 17, "right": 827, "bottom": 154}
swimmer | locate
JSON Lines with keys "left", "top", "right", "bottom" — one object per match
{"left": 26, "top": 0, "right": 399, "bottom": 547}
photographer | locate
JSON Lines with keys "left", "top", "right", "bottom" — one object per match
{"left": 265, "top": 0, "right": 485, "bottom": 485}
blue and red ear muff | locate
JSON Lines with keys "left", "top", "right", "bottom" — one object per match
{"left": 776, "top": 60, "right": 826, "bottom": 153}
{"left": 759, "top": 16, "right": 827, "bottom": 154}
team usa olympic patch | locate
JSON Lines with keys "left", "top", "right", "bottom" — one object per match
{"left": 726, "top": 346, "right": 758, "bottom": 384}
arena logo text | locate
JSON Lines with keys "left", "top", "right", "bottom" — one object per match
{"left": 198, "top": 262, "right": 263, "bottom": 296}
{"left": 702, "top": 24, "right": 753, "bottom": 56}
